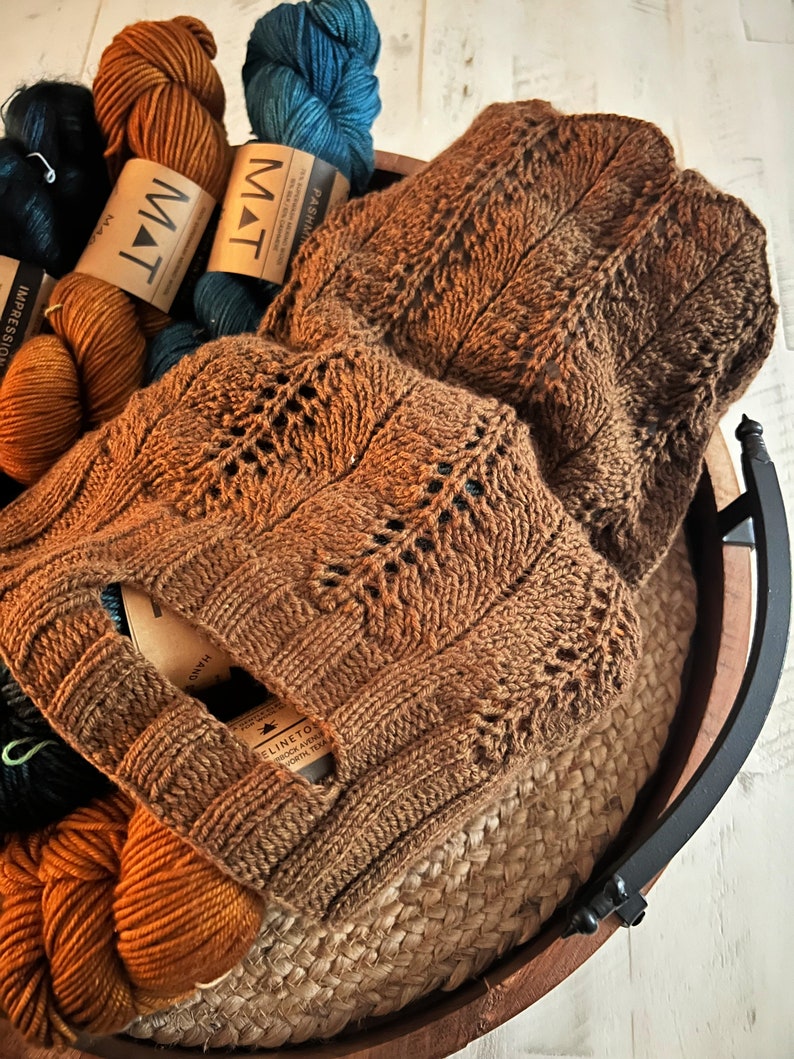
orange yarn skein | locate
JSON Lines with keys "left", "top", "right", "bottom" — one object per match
{"left": 0, "top": 792, "right": 264, "bottom": 1046}
{"left": 0, "top": 17, "right": 233, "bottom": 486}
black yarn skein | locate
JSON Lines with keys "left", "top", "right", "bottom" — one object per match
{"left": 0, "top": 661, "right": 111, "bottom": 834}
{"left": 0, "top": 81, "right": 111, "bottom": 508}
{"left": 0, "top": 80, "right": 110, "bottom": 277}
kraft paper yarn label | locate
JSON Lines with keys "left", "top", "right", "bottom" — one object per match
{"left": 0, "top": 255, "right": 55, "bottom": 382}
{"left": 120, "top": 584, "right": 231, "bottom": 693}
{"left": 207, "top": 143, "right": 350, "bottom": 284}
{"left": 227, "top": 699, "right": 334, "bottom": 783}
{"left": 120, "top": 585, "right": 332, "bottom": 781}
{"left": 75, "top": 160, "right": 216, "bottom": 312}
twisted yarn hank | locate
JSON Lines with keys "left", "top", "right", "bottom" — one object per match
{"left": 150, "top": 0, "right": 381, "bottom": 376}
{"left": 0, "top": 659, "right": 110, "bottom": 834}
{"left": 0, "top": 792, "right": 263, "bottom": 1047}
{"left": 245, "top": 0, "right": 380, "bottom": 198}
{"left": 0, "top": 17, "right": 233, "bottom": 486}
{"left": 0, "top": 81, "right": 110, "bottom": 279}
{"left": 0, "top": 81, "right": 110, "bottom": 507}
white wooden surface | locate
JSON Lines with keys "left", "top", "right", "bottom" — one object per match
{"left": 5, "top": 2, "right": 793, "bottom": 1057}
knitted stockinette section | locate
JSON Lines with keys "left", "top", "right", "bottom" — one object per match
{"left": 0, "top": 17, "right": 232, "bottom": 485}
{"left": 265, "top": 100, "right": 778, "bottom": 584}
{"left": 129, "top": 530, "right": 696, "bottom": 1049}
{"left": 0, "top": 330, "right": 640, "bottom": 921}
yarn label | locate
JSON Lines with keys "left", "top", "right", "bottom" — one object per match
{"left": 74, "top": 160, "right": 216, "bottom": 312}
{"left": 206, "top": 143, "right": 349, "bottom": 284}
{"left": 0, "top": 256, "right": 55, "bottom": 382}
{"left": 228, "top": 699, "right": 334, "bottom": 783}
{"left": 120, "top": 584, "right": 232, "bottom": 693}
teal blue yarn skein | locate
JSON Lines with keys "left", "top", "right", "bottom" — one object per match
{"left": 205, "top": 0, "right": 382, "bottom": 333}
{"left": 149, "top": 0, "right": 382, "bottom": 376}
{"left": 243, "top": 0, "right": 381, "bottom": 196}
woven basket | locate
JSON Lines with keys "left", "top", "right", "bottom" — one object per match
{"left": 21, "top": 429, "right": 739, "bottom": 1059}
{"left": 0, "top": 153, "right": 757, "bottom": 1059}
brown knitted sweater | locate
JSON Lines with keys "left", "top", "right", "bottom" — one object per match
{"left": 0, "top": 334, "right": 638, "bottom": 918}
{"left": 0, "top": 100, "right": 775, "bottom": 919}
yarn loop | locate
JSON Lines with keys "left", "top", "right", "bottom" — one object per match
{"left": 25, "top": 150, "right": 56, "bottom": 183}
{"left": 1, "top": 738, "right": 57, "bottom": 766}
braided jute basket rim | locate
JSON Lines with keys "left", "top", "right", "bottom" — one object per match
{"left": 50, "top": 433, "right": 749, "bottom": 1059}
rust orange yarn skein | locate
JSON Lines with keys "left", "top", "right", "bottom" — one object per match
{"left": 0, "top": 791, "right": 264, "bottom": 1046}
{"left": 0, "top": 16, "right": 233, "bottom": 486}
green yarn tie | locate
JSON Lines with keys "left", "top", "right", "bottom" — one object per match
{"left": 2, "top": 737, "right": 58, "bottom": 766}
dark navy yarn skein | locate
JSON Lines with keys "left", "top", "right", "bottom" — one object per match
{"left": 0, "top": 661, "right": 111, "bottom": 834}
{"left": 0, "top": 588, "right": 126, "bottom": 834}
{"left": 0, "top": 81, "right": 110, "bottom": 278}
{"left": 150, "top": 0, "right": 381, "bottom": 373}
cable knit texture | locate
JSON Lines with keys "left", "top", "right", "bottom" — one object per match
{"left": 264, "top": 100, "right": 778, "bottom": 584}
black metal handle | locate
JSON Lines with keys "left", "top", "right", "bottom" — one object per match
{"left": 564, "top": 416, "right": 791, "bottom": 936}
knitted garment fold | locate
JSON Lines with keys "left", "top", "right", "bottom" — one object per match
{"left": 0, "top": 329, "right": 639, "bottom": 919}
{"left": 263, "top": 100, "right": 777, "bottom": 585}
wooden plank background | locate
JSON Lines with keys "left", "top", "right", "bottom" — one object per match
{"left": 3, "top": 1, "right": 793, "bottom": 1056}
